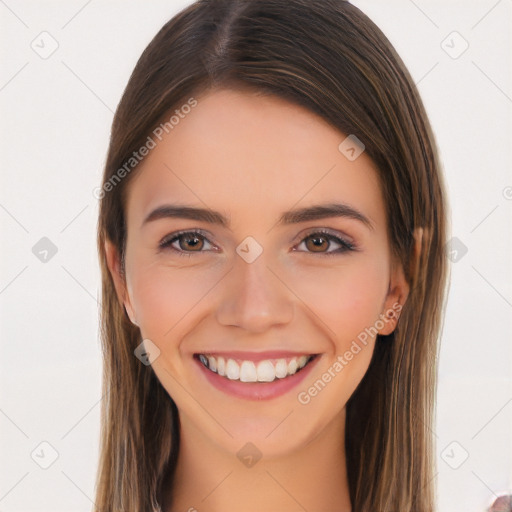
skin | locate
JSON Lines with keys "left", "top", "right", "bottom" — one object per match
{"left": 105, "top": 87, "right": 410, "bottom": 512}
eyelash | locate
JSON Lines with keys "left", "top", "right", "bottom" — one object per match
{"left": 158, "top": 229, "right": 356, "bottom": 257}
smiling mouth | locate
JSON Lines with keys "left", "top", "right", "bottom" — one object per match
{"left": 194, "top": 353, "right": 318, "bottom": 383}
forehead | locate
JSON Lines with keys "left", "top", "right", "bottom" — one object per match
{"left": 125, "top": 87, "right": 385, "bottom": 232}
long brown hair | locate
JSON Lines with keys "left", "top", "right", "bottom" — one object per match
{"left": 95, "top": 0, "right": 450, "bottom": 510}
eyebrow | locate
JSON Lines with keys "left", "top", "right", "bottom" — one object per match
{"left": 142, "top": 202, "right": 374, "bottom": 231}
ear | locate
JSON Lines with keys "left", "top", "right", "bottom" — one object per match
{"left": 378, "top": 227, "right": 422, "bottom": 335}
{"left": 104, "top": 239, "right": 137, "bottom": 325}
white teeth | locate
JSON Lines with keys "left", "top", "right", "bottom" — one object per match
{"left": 217, "top": 356, "right": 226, "bottom": 377}
{"left": 240, "top": 361, "right": 257, "bottom": 382}
{"left": 226, "top": 359, "right": 240, "bottom": 380}
{"left": 275, "top": 359, "right": 288, "bottom": 379}
{"left": 256, "top": 360, "right": 276, "bottom": 382}
{"left": 207, "top": 356, "right": 217, "bottom": 373}
{"left": 288, "top": 359, "right": 298, "bottom": 374}
{"left": 198, "top": 354, "right": 314, "bottom": 382}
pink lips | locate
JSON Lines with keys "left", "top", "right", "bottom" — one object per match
{"left": 193, "top": 352, "right": 320, "bottom": 401}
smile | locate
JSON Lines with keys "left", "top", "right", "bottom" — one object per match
{"left": 196, "top": 353, "right": 316, "bottom": 382}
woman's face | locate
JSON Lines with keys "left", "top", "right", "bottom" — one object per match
{"left": 106, "top": 87, "right": 409, "bottom": 457}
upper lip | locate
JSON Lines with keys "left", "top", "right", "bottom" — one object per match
{"left": 194, "top": 351, "right": 317, "bottom": 362}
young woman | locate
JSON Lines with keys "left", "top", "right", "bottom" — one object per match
{"left": 95, "top": 0, "right": 449, "bottom": 510}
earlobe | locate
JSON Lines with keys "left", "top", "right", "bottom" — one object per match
{"left": 104, "top": 239, "right": 137, "bottom": 325}
{"left": 378, "top": 298, "right": 404, "bottom": 336}
{"left": 378, "top": 260, "right": 410, "bottom": 336}
{"left": 378, "top": 227, "right": 423, "bottom": 336}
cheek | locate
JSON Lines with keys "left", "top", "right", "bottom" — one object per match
{"left": 287, "top": 256, "right": 389, "bottom": 344}
{"left": 128, "top": 260, "right": 223, "bottom": 340}
{"left": 288, "top": 260, "right": 389, "bottom": 414}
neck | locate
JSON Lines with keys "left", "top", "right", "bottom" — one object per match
{"left": 163, "top": 408, "right": 352, "bottom": 512}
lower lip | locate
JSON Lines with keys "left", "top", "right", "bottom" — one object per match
{"left": 193, "top": 354, "right": 320, "bottom": 401}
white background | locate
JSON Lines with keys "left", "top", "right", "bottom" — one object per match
{"left": 0, "top": 1, "right": 511, "bottom": 511}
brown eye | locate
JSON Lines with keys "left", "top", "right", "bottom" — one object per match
{"left": 296, "top": 230, "right": 355, "bottom": 256}
{"left": 305, "top": 234, "right": 330, "bottom": 252}
{"left": 159, "top": 230, "right": 215, "bottom": 255}
{"left": 177, "top": 233, "right": 204, "bottom": 251}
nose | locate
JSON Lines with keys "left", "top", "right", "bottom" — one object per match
{"left": 215, "top": 250, "right": 295, "bottom": 333}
